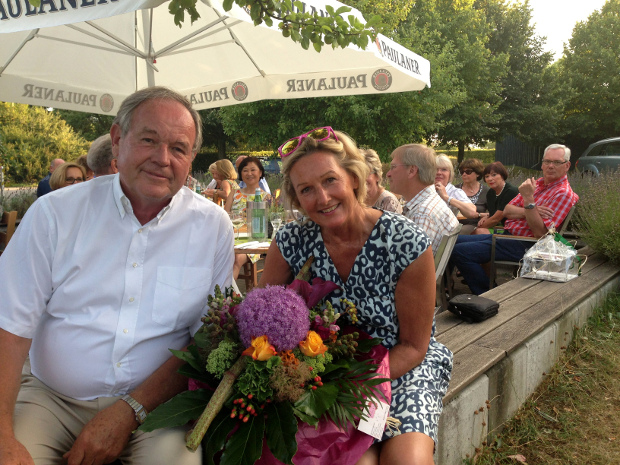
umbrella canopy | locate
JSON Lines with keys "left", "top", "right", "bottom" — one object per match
{"left": 0, "top": 0, "right": 430, "bottom": 115}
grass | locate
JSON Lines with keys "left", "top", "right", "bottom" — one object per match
{"left": 464, "top": 292, "right": 620, "bottom": 465}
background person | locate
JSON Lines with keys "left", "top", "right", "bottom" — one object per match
{"left": 87, "top": 134, "right": 118, "bottom": 177}
{"left": 0, "top": 86, "right": 234, "bottom": 465}
{"left": 76, "top": 155, "right": 94, "bottom": 181}
{"left": 260, "top": 128, "right": 452, "bottom": 465}
{"left": 455, "top": 158, "right": 489, "bottom": 234}
{"left": 36, "top": 158, "right": 65, "bottom": 197}
{"left": 434, "top": 154, "right": 477, "bottom": 219}
{"left": 362, "top": 148, "right": 402, "bottom": 214}
{"left": 474, "top": 161, "right": 519, "bottom": 234}
{"left": 235, "top": 155, "right": 271, "bottom": 194}
{"left": 225, "top": 156, "right": 271, "bottom": 279}
{"left": 203, "top": 159, "right": 238, "bottom": 204}
{"left": 49, "top": 162, "right": 86, "bottom": 190}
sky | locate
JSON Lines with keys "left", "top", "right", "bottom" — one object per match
{"left": 527, "top": 0, "right": 608, "bottom": 60}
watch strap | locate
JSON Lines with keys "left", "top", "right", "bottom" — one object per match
{"left": 524, "top": 203, "right": 536, "bottom": 210}
{"left": 121, "top": 394, "right": 148, "bottom": 424}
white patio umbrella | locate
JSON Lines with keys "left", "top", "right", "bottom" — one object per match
{"left": 0, "top": 0, "right": 430, "bottom": 115}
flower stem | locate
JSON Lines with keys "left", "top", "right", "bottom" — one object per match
{"left": 185, "top": 356, "right": 248, "bottom": 451}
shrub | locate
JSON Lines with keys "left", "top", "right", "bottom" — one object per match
{"left": 571, "top": 170, "right": 620, "bottom": 264}
{"left": 1, "top": 188, "right": 37, "bottom": 219}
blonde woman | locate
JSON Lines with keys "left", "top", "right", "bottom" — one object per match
{"left": 362, "top": 148, "right": 402, "bottom": 214}
{"left": 49, "top": 163, "right": 87, "bottom": 191}
{"left": 434, "top": 154, "right": 477, "bottom": 219}
{"left": 203, "top": 159, "right": 238, "bottom": 203}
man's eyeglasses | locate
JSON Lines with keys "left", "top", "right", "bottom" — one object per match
{"left": 542, "top": 159, "right": 567, "bottom": 166}
{"left": 65, "top": 177, "right": 84, "bottom": 184}
{"left": 389, "top": 164, "right": 409, "bottom": 170}
{"left": 278, "top": 127, "right": 338, "bottom": 158}
{"left": 459, "top": 169, "right": 475, "bottom": 175}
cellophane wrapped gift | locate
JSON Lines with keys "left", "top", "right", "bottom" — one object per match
{"left": 520, "top": 234, "right": 579, "bottom": 282}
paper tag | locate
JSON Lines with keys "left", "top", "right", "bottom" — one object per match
{"left": 357, "top": 400, "right": 390, "bottom": 440}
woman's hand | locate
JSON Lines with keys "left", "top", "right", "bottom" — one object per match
{"left": 434, "top": 182, "right": 448, "bottom": 202}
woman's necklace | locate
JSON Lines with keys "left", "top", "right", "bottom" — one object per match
{"left": 496, "top": 182, "right": 506, "bottom": 197}
{"left": 463, "top": 182, "right": 479, "bottom": 196}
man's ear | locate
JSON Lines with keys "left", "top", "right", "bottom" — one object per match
{"left": 111, "top": 158, "right": 119, "bottom": 174}
{"left": 408, "top": 165, "right": 419, "bottom": 179}
{"left": 110, "top": 124, "right": 122, "bottom": 158}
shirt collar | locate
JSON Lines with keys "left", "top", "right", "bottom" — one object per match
{"left": 538, "top": 175, "right": 568, "bottom": 191}
{"left": 112, "top": 174, "right": 176, "bottom": 224}
{"left": 407, "top": 185, "right": 436, "bottom": 209}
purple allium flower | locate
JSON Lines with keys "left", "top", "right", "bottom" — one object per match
{"left": 236, "top": 285, "right": 310, "bottom": 351}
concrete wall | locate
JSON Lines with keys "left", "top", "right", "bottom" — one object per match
{"left": 436, "top": 276, "right": 620, "bottom": 465}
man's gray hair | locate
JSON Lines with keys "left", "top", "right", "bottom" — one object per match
{"left": 544, "top": 144, "right": 571, "bottom": 162}
{"left": 87, "top": 134, "right": 114, "bottom": 176}
{"left": 112, "top": 86, "right": 202, "bottom": 152}
{"left": 397, "top": 144, "right": 437, "bottom": 185}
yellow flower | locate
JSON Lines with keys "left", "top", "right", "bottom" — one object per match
{"left": 299, "top": 331, "right": 328, "bottom": 357}
{"left": 242, "top": 335, "right": 276, "bottom": 361}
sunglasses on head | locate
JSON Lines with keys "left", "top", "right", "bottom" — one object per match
{"left": 278, "top": 127, "right": 338, "bottom": 158}
{"left": 459, "top": 169, "right": 475, "bottom": 175}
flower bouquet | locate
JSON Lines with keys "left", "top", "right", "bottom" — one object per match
{"left": 139, "top": 259, "right": 391, "bottom": 465}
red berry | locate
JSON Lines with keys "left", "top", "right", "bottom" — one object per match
{"left": 243, "top": 415, "right": 249, "bottom": 423}
{"left": 247, "top": 394, "right": 253, "bottom": 399}
{"left": 312, "top": 386, "right": 317, "bottom": 390}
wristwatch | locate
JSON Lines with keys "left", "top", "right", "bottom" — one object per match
{"left": 524, "top": 203, "right": 536, "bottom": 210}
{"left": 121, "top": 394, "right": 148, "bottom": 424}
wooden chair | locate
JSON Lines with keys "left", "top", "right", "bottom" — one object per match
{"left": 488, "top": 205, "right": 576, "bottom": 289}
{"left": 238, "top": 259, "right": 265, "bottom": 292}
{"left": 434, "top": 224, "right": 462, "bottom": 312}
{"left": 0, "top": 210, "right": 18, "bottom": 255}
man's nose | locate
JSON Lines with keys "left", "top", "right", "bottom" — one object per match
{"left": 152, "top": 143, "right": 172, "bottom": 165}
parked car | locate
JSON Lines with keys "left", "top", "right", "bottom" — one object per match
{"left": 576, "top": 137, "right": 620, "bottom": 176}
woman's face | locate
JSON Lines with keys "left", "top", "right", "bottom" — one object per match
{"left": 435, "top": 166, "right": 450, "bottom": 186}
{"left": 64, "top": 167, "right": 85, "bottom": 187}
{"left": 241, "top": 161, "right": 262, "bottom": 188}
{"left": 459, "top": 167, "right": 477, "bottom": 183}
{"left": 211, "top": 169, "right": 222, "bottom": 182}
{"left": 484, "top": 171, "right": 504, "bottom": 190}
{"left": 365, "top": 173, "right": 380, "bottom": 197}
{"left": 289, "top": 151, "right": 360, "bottom": 230}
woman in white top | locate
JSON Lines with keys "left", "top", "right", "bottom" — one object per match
{"left": 434, "top": 154, "right": 477, "bottom": 219}
{"left": 362, "top": 148, "right": 402, "bottom": 214}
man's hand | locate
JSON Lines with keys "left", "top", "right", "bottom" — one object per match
{"left": 536, "top": 205, "right": 554, "bottom": 219}
{"left": 518, "top": 177, "right": 537, "bottom": 200}
{"left": 434, "top": 182, "right": 448, "bottom": 202}
{"left": 63, "top": 400, "right": 135, "bottom": 465}
{"left": 0, "top": 437, "right": 34, "bottom": 465}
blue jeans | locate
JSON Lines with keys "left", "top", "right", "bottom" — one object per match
{"left": 450, "top": 234, "right": 532, "bottom": 295}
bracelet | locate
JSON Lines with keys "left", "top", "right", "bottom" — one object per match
{"left": 478, "top": 212, "right": 481, "bottom": 218}
{"left": 447, "top": 197, "right": 451, "bottom": 206}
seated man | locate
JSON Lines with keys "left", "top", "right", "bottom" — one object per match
{"left": 451, "top": 144, "right": 579, "bottom": 295}
{"left": 0, "top": 87, "right": 234, "bottom": 465}
{"left": 387, "top": 143, "right": 459, "bottom": 254}
{"left": 87, "top": 134, "right": 118, "bottom": 177}
{"left": 36, "top": 158, "right": 65, "bottom": 197}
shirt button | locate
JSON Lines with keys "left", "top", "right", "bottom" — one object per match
{"left": 132, "top": 263, "right": 138, "bottom": 268}
{"left": 138, "top": 229, "right": 143, "bottom": 233}
{"left": 129, "top": 297, "right": 134, "bottom": 302}
{"left": 116, "top": 362, "right": 122, "bottom": 368}
{"left": 123, "top": 329, "right": 129, "bottom": 334}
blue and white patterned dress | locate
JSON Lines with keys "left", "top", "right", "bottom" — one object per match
{"left": 276, "top": 211, "right": 453, "bottom": 443}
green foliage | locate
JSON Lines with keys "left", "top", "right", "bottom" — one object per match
{"left": 139, "top": 389, "right": 213, "bottom": 432}
{"left": 572, "top": 170, "right": 620, "bottom": 264}
{"left": 206, "top": 339, "right": 242, "bottom": 378}
{"left": 265, "top": 402, "right": 298, "bottom": 464}
{"left": 0, "top": 188, "right": 37, "bottom": 219}
{"left": 0, "top": 103, "right": 89, "bottom": 184}
{"left": 55, "top": 110, "right": 114, "bottom": 141}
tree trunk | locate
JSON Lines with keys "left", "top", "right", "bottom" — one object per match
{"left": 217, "top": 139, "right": 226, "bottom": 159}
{"left": 457, "top": 141, "right": 465, "bottom": 165}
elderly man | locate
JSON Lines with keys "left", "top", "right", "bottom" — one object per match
{"left": 36, "top": 158, "right": 65, "bottom": 197}
{"left": 451, "top": 144, "right": 579, "bottom": 295}
{"left": 234, "top": 154, "right": 271, "bottom": 194}
{"left": 387, "top": 144, "right": 459, "bottom": 254}
{"left": 0, "top": 87, "right": 234, "bottom": 465}
{"left": 87, "top": 134, "right": 118, "bottom": 177}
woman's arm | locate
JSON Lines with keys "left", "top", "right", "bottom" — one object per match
{"left": 389, "top": 247, "right": 436, "bottom": 379}
{"left": 478, "top": 210, "right": 504, "bottom": 229}
{"left": 258, "top": 240, "right": 294, "bottom": 287}
{"left": 224, "top": 190, "right": 234, "bottom": 213}
{"left": 220, "top": 180, "right": 232, "bottom": 200}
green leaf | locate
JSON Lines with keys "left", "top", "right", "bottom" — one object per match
{"left": 335, "top": 6, "right": 352, "bottom": 16}
{"left": 265, "top": 403, "right": 297, "bottom": 464}
{"left": 294, "top": 383, "right": 338, "bottom": 418}
{"left": 313, "top": 42, "right": 322, "bottom": 53}
{"left": 202, "top": 411, "right": 238, "bottom": 465}
{"left": 138, "top": 389, "right": 212, "bottom": 432}
{"left": 355, "top": 337, "right": 383, "bottom": 353}
{"left": 221, "top": 415, "right": 265, "bottom": 465}
{"left": 291, "top": 407, "right": 319, "bottom": 426}
{"left": 194, "top": 330, "right": 209, "bottom": 348}
{"left": 170, "top": 348, "right": 202, "bottom": 372}
{"left": 222, "top": 0, "right": 234, "bottom": 12}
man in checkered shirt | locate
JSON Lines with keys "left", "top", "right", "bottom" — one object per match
{"left": 451, "top": 144, "right": 579, "bottom": 295}
{"left": 387, "top": 143, "right": 459, "bottom": 254}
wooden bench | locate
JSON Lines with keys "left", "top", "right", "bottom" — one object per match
{"left": 435, "top": 246, "right": 620, "bottom": 464}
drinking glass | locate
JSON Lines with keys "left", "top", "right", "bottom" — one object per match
{"left": 229, "top": 211, "right": 245, "bottom": 239}
{"left": 270, "top": 212, "right": 283, "bottom": 239}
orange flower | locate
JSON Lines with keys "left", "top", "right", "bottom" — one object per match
{"left": 299, "top": 331, "right": 328, "bottom": 357}
{"left": 242, "top": 335, "right": 277, "bottom": 361}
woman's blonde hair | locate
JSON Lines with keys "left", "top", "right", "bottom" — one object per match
{"left": 361, "top": 148, "right": 383, "bottom": 188}
{"left": 49, "top": 163, "right": 87, "bottom": 190}
{"left": 436, "top": 154, "right": 455, "bottom": 183}
{"left": 214, "top": 159, "right": 237, "bottom": 181}
{"left": 281, "top": 130, "right": 369, "bottom": 215}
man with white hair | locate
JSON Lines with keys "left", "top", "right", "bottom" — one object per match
{"left": 87, "top": 134, "right": 118, "bottom": 177}
{"left": 450, "top": 144, "right": 579, "bottom": 295}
